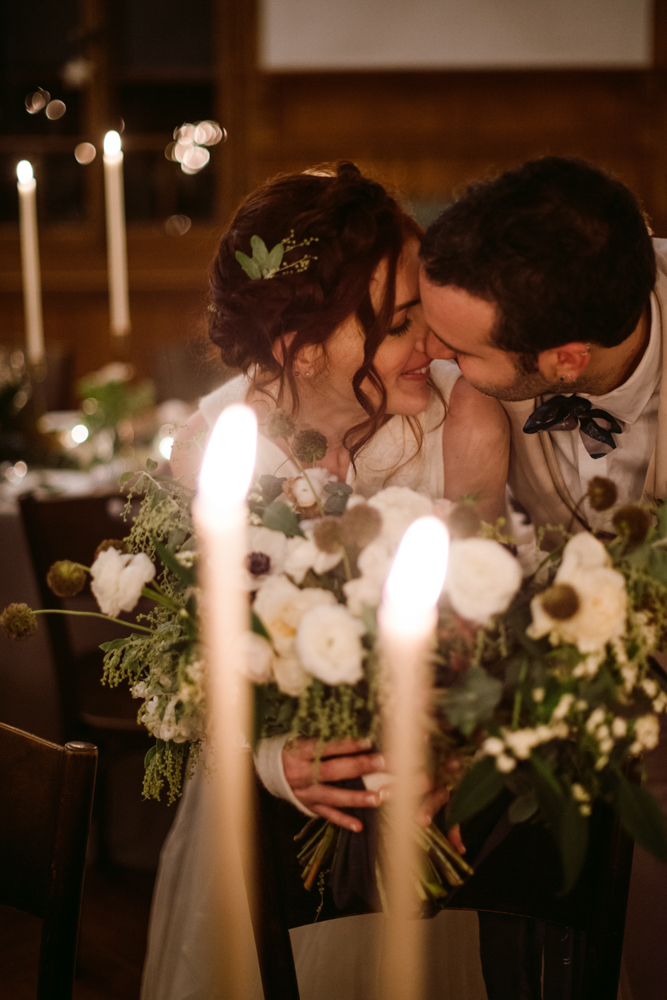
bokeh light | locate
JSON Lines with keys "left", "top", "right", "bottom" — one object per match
{"left": 71, "top": 424, "right": 89, "bottom": 444}
{"left": 45, "top": 99, "right": 66, "bottom": 120}
{"left": 166, "top": 120, "right": 225, "bottom": 174}
{"left": 74, "top": 142, "right": 97, "bottom": 165}
{"left": 165, "top": 214, "right": 192, "bottom": 236}
{"left": 25, "top": 89, "right": 50, "bottom": 114}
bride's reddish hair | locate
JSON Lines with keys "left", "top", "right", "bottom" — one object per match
{"left": 208, "top": 161, "right": 422, "bottom": 465}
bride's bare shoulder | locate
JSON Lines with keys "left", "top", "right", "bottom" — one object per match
{"left": 445, "top": 376, "right": 509, "bottom": 440}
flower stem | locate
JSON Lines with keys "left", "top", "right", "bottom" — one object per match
{"left": 141, "top": 584, "right": 181, "bottom": 613}
{"left": 34, "top": 608, "right": 153, "bottom": 633}
{"left": 512, "top": 657, "right": 528, "bottom": 730}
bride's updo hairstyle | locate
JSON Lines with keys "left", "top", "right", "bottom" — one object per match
{"left": 208, "top": 161, "right": 422, "bottom": 464}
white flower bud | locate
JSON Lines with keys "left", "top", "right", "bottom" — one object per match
{"left": 611, "top": 717, "right": 628, "bottom": 738}
{"left": 496, "top": 753, "right": 516, "bottom": 773}
{"left": 532, "top": 687, "right": 545, "bottom": 703}
{"left": 482, "top": 737, "right": 505, "bottom": 757}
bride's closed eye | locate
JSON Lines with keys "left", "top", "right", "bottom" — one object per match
{"left": 388, "top": 316, "right": 412, "bottom": 337}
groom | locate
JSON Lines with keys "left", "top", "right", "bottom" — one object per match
{"left": 419, "top": 156, "right": 667, "bottom": 999}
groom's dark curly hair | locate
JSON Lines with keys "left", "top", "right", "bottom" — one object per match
{"left": 420, "top": 157, "right": 656, "bottom": 363}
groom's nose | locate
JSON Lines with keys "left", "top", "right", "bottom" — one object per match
{"left": 425, "top": 329, "right": 456, "bottom": 361}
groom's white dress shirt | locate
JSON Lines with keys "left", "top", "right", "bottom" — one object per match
{"left": 545, "top": 292, "right": 662, "bottom": 528}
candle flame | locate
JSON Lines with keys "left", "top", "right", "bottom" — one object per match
{"left": 16, "top": 160, "right": 33, "bottom": 183}
{"left": 384, "top": 516, "right": 449, "bottom": 626}
{"left": 198, "top": 404, "right": 258, "bottom": 520}
{"left": 104, "top": 130, "right": 122, "bottom": 155}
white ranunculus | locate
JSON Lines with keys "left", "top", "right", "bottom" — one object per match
{"left": 240, "top": 632, "right": 275, "bottom": 684}
{"left": 90, "top": 547, "right": 156, "bottom": 618}
{"left": 273, "top": 654, "right": 309, "bottom": 697}
{"left": 443, "top": 538, "right": 523, "bottom": 625}
{"left": 528, "top": 565, "right": 627, "bottom": 654}
{"left": 253, "top": 575, "right": 336, "bottom": 662}
{"left": 283, "top": 535, "right": 343, "bottom": 584}
{"left": 557, "top": 532, "right": 611, "bottom": 580}
{"left": 285, "top": 468, "right": 336, "bottom": 506}
{"left": 297, "top": 604, "right": 366, "bottom": 686}
{"left": 368, "top": 487, "right": 433, "bottom": 548}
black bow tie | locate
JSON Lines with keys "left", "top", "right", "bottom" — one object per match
{"left": 523, "top": 394, "right": 623, "bottom": 459}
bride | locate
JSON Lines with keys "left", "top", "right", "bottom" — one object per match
{"left": 142, "top": 162, "right": 508, "bottom": 1000}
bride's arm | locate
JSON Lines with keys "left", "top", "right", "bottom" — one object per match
{"left": 441, "top": 377, "right": 509, "bottom": 522}
{"left": 169, "top": 410, "right": 209, "bottom": 487}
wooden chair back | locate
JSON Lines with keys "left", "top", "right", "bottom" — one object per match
{"left": 0, "top": 722, "right": 97, "bottom": 999}
{"left": 19, "top": 491, "right": 137, "bottom": 740}
{"left": 249, "top": 780, "right": 634, "bottom": 1000}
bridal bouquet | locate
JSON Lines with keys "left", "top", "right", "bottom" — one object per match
{"left": 4, "top": 408, "right": 667, "bottom": 903}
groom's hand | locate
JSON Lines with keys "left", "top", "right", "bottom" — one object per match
{"left": 283, "top": 737, "right": 388, "bottom": 832}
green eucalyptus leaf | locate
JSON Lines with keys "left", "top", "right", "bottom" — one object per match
{"left": 559, "top": 796, "right": 589, "bottom": 895}
{"left": 259, "top": 474, "right": 287, "bottom": 505}
{"left": 235, "top": 251, "right": 262, "bottom": 280}
{"left": 100, "top": 637, "right": 130, "bottom": 653}
{"left": 152, "top": 534, "right": 196, "bottom": 587}
{"left": 508, "top": 789, "right": 539, "bottom": 824}
{"left": 442, "top": 665, "right": 503, "bottom": 734}
{"left": 251, "top": 609, "right": 272, "bottom": 642}
{"left": 144, "top": 744, "right": 158, "bottom": 768}
{"left": 266, "top": 241, "right": 285, "bottom": 272}
{"left": 324, "top": 492, "right": 349, "bottom": 515}
{"left": 613, "top": 771, "right": 667, "bottom": 861}
{"left": 446, "top": 755, "right": 505, "bottom": 829}
{"left": 261, "top": 499, "right": 305, "bottom": 537}
{"left": 250, "top": 235, "right": 270, "bottom": 266}
{"left": 119, "top": 471, "right": 134, "bottom": 484}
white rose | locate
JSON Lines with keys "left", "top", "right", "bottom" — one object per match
{"left": 90, "top": 547, "right": 156, "bottom": 618}
{"left": 343, "top": 574, "right": 383, "bottom": 616}
{"left": 297, "top": 604, "right": 366, "bottom": 685}
{"left": 240, "top": 632, "right": 275, "bottom": 684}
{"left": 283, "top": 535, "right": 343, "bottom": 584}
{"left": 285, "top": 468, "right": 335, "bottom": 506}
{"left": 528, "top": 566, "right": 627, "bottom": 654}
{"left": 253, "top": 575, "right": 336, "bottom": 660}
{"left": 443, "top": 538, "right": 523, "bottom": 625}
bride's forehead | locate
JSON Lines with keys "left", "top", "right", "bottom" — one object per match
{"left": 369, "top": 242, "right": 420, "bottom": 308}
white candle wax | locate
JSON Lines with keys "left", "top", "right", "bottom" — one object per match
{"left": 195, "top": 404, "right": 258, "bottom": 999}
{"left": 103, "top": 131, "right": 131, "bottom": 337}
{"left": 379, "top": 516, "right": 449, "bottom": 1000}
{"left": 16, "top": 160, "right": 45, "bottom": 366}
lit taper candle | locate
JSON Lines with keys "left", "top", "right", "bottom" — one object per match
{"left": 195, "top": 403, "right": 258, "bottom": 999}
{"left": 103, "top": 130, "right": 131, "bottom": 337}
{"left": 16, "top": 160, "right": 45, "bottom": 366}
{"left": 379, "top": 516, "right": 449, "bottom": 1000}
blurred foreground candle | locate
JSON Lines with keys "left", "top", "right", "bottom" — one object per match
{"left": 16, "top": 160, "right": 45, "bottom": 365}
{"left": 195, "top": 404, "right": 258, "bottom": 999}
{"left": 103, "top": 131, "right": 131, "bottom": 337}
{"left": 379, "top": 516, "right": 449, "bottom": 1000}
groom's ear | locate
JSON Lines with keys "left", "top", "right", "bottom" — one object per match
{"left": 536, "top": 342, "right": 591, "bottom": 384}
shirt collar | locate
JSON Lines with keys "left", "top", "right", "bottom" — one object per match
{"left": 545, "top": 293, "right": 662, "bottom": 427}
{"left": 585, "top": 293, "right": 662, "bottom": 426}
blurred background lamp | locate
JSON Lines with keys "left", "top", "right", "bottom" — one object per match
{"left": 71, "top": 424, "right": 89, "bottom": 444}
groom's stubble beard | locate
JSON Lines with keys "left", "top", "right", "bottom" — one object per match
{"left": 464, "top": 354, "right": 615, "bottom": 402}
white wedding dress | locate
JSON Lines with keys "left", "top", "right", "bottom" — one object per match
{"left": 140, "top": 360, "right": 488, "bottom": 1000}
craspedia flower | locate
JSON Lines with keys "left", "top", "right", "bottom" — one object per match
{"left": 541, "top": 583, "right": 580, "bottom": 621}
{"left": 292, "top": 429, "right": 327, "bottom": 464}
{"left": 313, "top": 516, "right": 344, "bottom": 554}
{"left": 586, "top": 476, "right": 618, "bottom": 512}
{"left": 1, "top": 603, "right": 38, "bottom": 640}
{"left": 94, "top": 538, "right": 128, "bottom": 561}
{"left": 46, "top": 560, "right": 87, "bottom": 597}
{"left": 265, "top": 409, "right": 296, "bottom": 441}
{"left": 612, "top": 505, "right": 651, "bottom": 547}
{"left": 341, "top": 503, "right": 382, "bottom": 548}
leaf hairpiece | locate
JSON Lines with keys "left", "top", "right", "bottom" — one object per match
{"left": 235, "top": 229, "right": 318, "bottom": 280}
